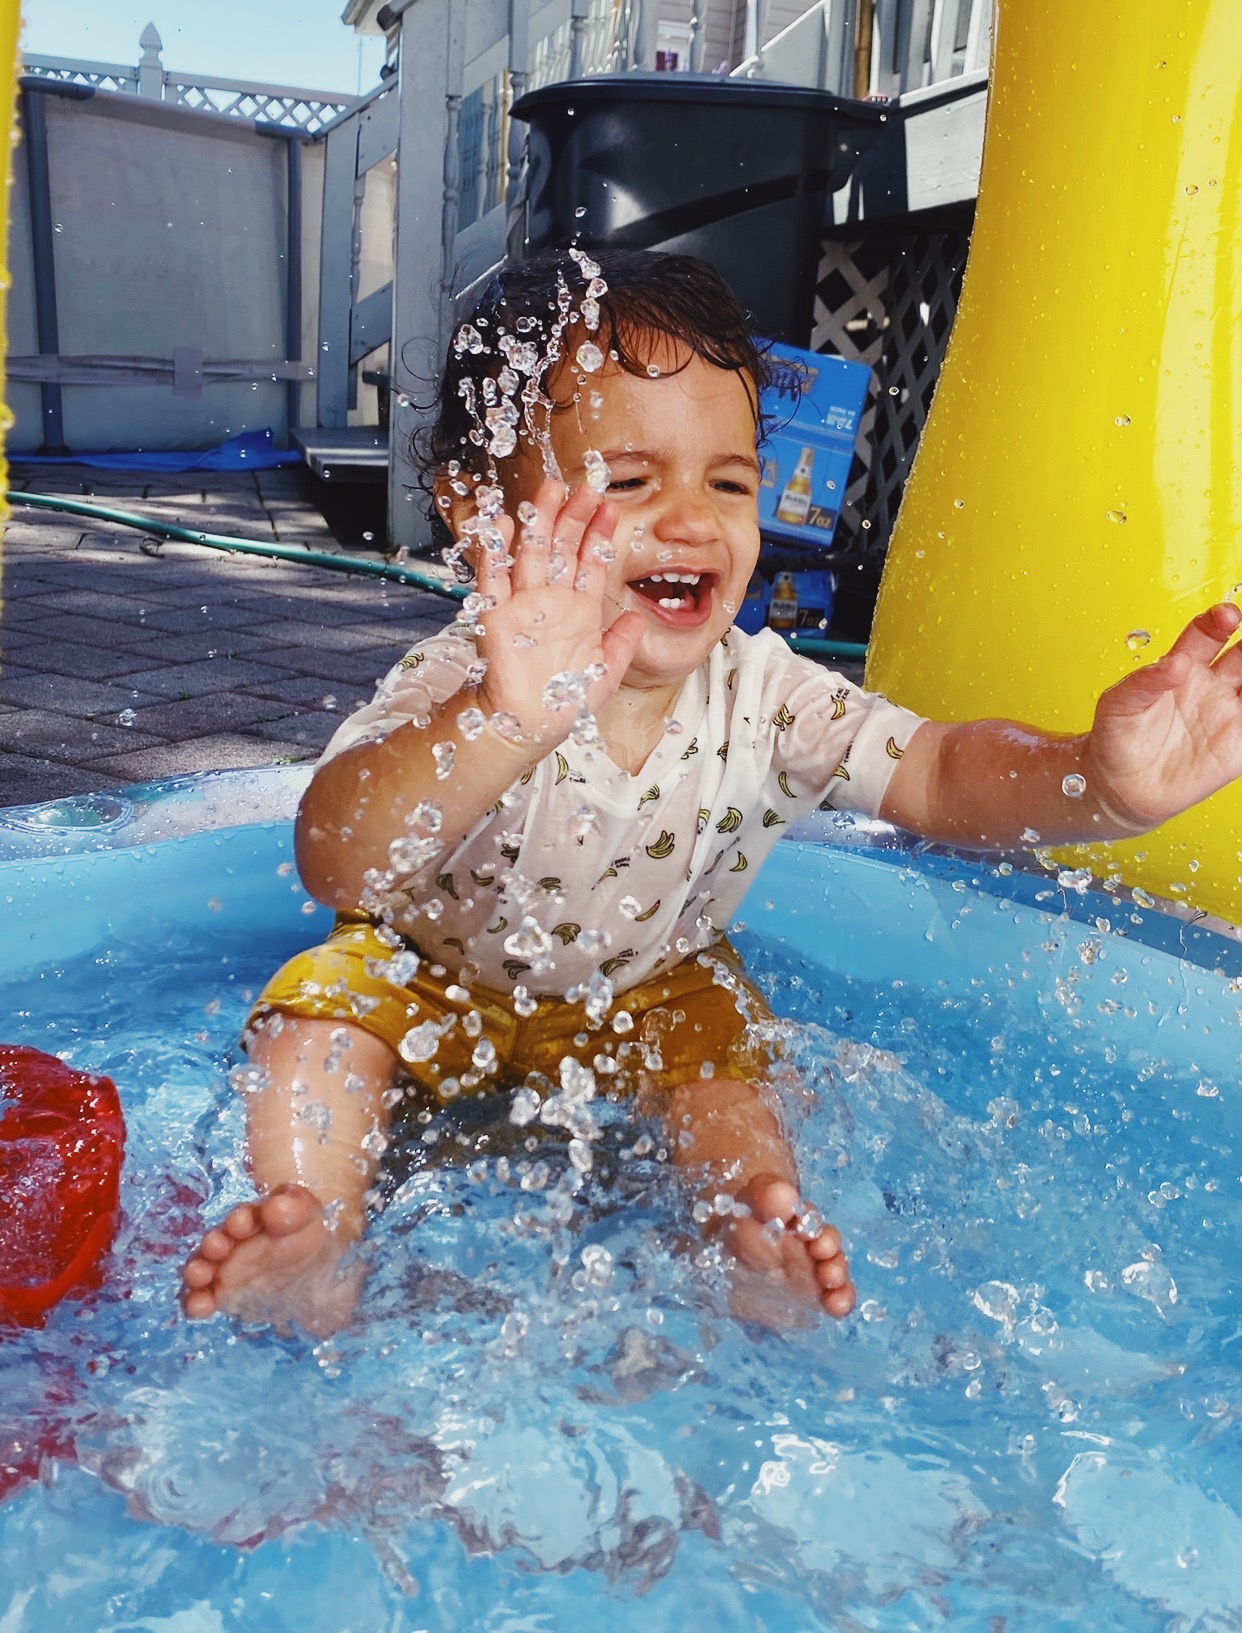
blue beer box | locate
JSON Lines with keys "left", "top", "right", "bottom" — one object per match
{"left": 757, "top": 341, "right": 871, "bottom": 548}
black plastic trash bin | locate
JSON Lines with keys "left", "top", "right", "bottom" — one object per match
{"left": 510, "top": 74, "right": 887, "bottom": 347}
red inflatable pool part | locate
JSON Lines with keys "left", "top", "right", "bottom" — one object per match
{"left": 0, "top": 1046, "right": 125, "bottom": 1326}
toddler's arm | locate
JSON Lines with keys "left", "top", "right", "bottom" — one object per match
{"left": 298, "top": 482, "right": 643, "bottom": 911}
{"left": 880, "top": 603, "right": 1242, "bottom": 847}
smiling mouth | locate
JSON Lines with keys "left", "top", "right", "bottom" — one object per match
{"left": 627, "top": 570, "right": 716, "bottom": 618}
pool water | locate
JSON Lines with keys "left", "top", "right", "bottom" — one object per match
{"left": 1, "top": 817, "right": 1240, "bottom": 1632}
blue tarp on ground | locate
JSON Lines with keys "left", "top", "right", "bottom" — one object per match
{"left": 11, "top": 429, "right": 300, "bottom": 473}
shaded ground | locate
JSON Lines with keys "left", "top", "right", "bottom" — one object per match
{"left": 0, "top": 464, "right": 450, "bottom": 809}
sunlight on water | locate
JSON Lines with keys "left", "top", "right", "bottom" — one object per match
{"left": 2, "top": 831, "right": 1240, "bottom": 1631}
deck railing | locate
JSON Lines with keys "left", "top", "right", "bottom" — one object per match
{"left": 21, "top": 24, "right": 358, "bottom": 134}
{"left": 735, "top": 0, "right": 991, "bottom": 95}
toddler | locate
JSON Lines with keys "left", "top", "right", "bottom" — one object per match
{"left": 183, "top": 248, "right": 1242, "bottom": 1334}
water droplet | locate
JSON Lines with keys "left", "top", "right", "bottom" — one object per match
{"left": 388, "top": 832, "right": 441, "bottom": 872}
{"left": 510, "top": 1084, "right": 541, "bottom": 1125}
{"left": 544, "top": 670, "right": 589, "bottom": 710}
{"left": 489, "top": 710, "right": 524, "bottom": 742}
{"left": 512, "top": 985, "right": 538, "bottom": 1019}
{"left": 117, "top": 708, "right": 136, "bottom": 728}
{"left": 573, "top": 205, "right": 587, "bottom": 218}
{"left": 567, "top": 803, "right": 600, "bottom": 840}
{"left": 1184, "top": 183, "right": 1199, "bottom": 196}
{"left": 456, "top": 706, "right": 487, "bottom": 741}
{"left": 454, "top": 323, "right": 485, "bottom": 356}
{"left": 953, "top": 497, "right": 965, "bottom": 509}
{"left": 575, "top": 341, "right": 604, "bottom": 373}
{"left": 503, "top": 917, "right": 552, "bottom": 960}
{"left": 410, "top": 800, "right": 442, "bottom": 832}
{"left": 399, "top": 1022, "right": 441, "bottom": 1064}
{"left": 1126, "top": 629, "right": 1151, "bottom": 653}
{"left": 432, "top": 741, "right": 456, "bottom": 780}
{"left": 1061, "top": 773, "right": 1086, "bottom": 798}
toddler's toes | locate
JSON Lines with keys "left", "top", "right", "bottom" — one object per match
{"left": 806, "top": 1223, "right": 856, "bottom": 1318}
{"left": 258, "top": 1184, "right": 323, "bottom": 1237}
{"left": 807, "top": 1223, "right": 843, "bottom": 1263}
{"left": 743, "top": 1173, "right": 800, "bottom": 1227}
{"left": 821, "top": 1279, "right": 857, "bottom": 1319}
{"left": 181, "top": 1286, "right": 218, "bottom": 1321}
{"left": 181, "top": 1255, "right": 215, "bottom": 1291}
{"left": 196, "top": 1204, "right": 262, "bottom": 1261}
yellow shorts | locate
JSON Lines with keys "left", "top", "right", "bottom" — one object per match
{"left": 248, "top": 916, "right": 775, "bottom": 1103}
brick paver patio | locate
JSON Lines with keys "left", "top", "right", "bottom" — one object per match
{"left": 0, "top": 464, "right": 451, "bottom": 809}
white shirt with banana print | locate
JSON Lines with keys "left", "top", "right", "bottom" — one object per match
{"left": 318, "top": 625, "right": 926, "bottom": 997}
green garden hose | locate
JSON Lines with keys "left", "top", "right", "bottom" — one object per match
{"left": 4, "top": 488, "right": 868, "bottom": 661}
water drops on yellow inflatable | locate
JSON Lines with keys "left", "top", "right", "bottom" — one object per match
{"left": 867, "top": 0, "right": 1242, "bottom": 924}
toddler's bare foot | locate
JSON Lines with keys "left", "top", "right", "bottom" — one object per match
{"left": 717, "top": 1173, "right": 856, "bottom": 1327}
{"left": 181, "top": 1184, "right": 364, "bottom": 1336}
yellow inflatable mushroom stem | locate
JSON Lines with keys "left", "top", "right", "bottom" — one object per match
{"left": 866, "top": 0, "right": 1242, "bottom": 924}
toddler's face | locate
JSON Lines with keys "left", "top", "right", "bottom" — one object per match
{"left": 517, "top": 342, "right": 763, "bottom": 693}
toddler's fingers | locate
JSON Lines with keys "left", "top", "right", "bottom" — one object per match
{"left": 546, "top": 484, "right": 608, "bottom": 589}
{"left": 572, "top": 496, "right": 621, "bottom": 600}
{"left": 473, "top": 511, "right": 516, "bottom": 607}
{"left": 598, "top": 610, "right": 645, "bottom": 690}
{"left": 510, "top": 478, "right": 564, "bottom": 594}
{"left": 1103, "top": 651, "right": 1192, "bottom": 719}
{"left": 1164, "top": 603, "right": 1241, "bottom": 671}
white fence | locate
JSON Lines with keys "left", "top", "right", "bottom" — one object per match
{"left": 21, "top": 23, "right": 358, "bottom": 135}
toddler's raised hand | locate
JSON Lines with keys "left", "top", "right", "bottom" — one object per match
{"left": 471, "top": 480, "right": 644, "bottom": 746}
{"left": 1084, "top": 602, "right": 1242, "bottom": 828}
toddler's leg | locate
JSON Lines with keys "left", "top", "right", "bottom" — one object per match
{"left": 666, "top": 1075, "right": 855, "bottom": 1324}
{"left": 181, "top": 1015, "right": 397, "bottom": 1334}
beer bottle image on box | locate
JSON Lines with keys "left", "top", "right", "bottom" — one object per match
{"left": 775, "top": 445, "right": 815, "bottom": 526}
{"left": 768, "top": 571, "right": 799, "bottom": 631}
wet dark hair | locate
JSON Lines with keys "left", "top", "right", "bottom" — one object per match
{"left": 416, "top": 247, "right": 772, "bottom": 498}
